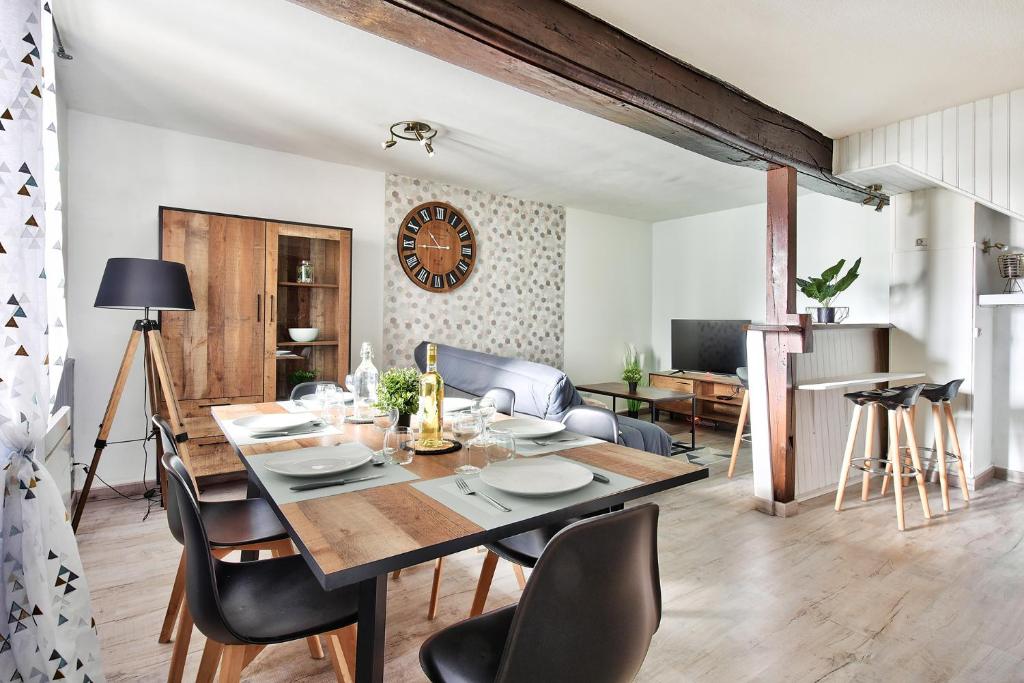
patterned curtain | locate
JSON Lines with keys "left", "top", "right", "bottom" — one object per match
{"left": 0, "top": 1, "right": 103, "bottom": 680}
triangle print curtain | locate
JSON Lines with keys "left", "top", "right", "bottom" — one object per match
{"left": 0, "top": 1, "right": 103, "bottom": 680}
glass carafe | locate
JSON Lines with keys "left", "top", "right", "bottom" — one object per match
{"left": 352, "top": 342, "right": 379, "bottom": 420}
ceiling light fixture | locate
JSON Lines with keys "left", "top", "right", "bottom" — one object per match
{"left": 382, "top": 121, "right": 437, "bottom": 158}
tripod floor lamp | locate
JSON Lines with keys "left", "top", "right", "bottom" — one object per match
{"left": 71, "top": 257, "right": 197, "bottom": 532}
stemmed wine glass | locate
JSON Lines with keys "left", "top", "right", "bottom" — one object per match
{"left": 468, "top": 397, "right": 497, "bottom": 446}
{"left": 452, "top": 413, "right": 481, "bottom": 474}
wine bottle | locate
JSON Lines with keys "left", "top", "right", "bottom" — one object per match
{"left": 418, "top": 343, "right": 446, "bottom": 448}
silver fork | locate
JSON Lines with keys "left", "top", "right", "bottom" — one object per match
{"left": 455, "top": 477, "right": 511, "bottom": 512}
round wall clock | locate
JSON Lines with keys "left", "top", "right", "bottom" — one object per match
{"left": 397, "top": 201, "right": 476, "bottom": 292}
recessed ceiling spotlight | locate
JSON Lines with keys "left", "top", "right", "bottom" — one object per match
{"left": 382, "top": 121, "right": 437, "bottom": 158}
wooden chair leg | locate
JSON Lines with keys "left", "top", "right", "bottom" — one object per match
{"left": 931, "top": 403, "right": 951, "bottom": 512}
{"left": 727, "top": 392, "right": 749, "bottom": 479}
{"left": 159, "top": 551, "right": 186, "bottom": 643}
{"left": 326, "top": 627, "right": 357, "bottom": 683}
{"left": 217, "top": 645, "right": 246, "bottom": 683}
{"left": 470, "top": 550, "right": 499, "bottom": 617}
{"left": 888, "top": 410, "right": 906, "bottom": 531}
{"left": 902, "top": 408, "right": 931, "bottom": 519}
{"left": 241, "top": 644, "right": 266, "bottom": 668}
{"left": 835, "top": 405, "right": 863, "bottom": 511}
{"left": 945, "top": 402, "right": 970, "bottom": 502}
{"left": 167, "top": 604, "right": 193, "bottom": 683}
{"left": 512, "top": 564, "right": 527, "bottom": 590}
{"left": 391, "top": 569, "right": 402, "bottom": 579}
{"left": 861, "top": 403, "right": 877, "bottom": 501}
{"left": 881, "top": 408, "right": 902, "bottom": 496}
{"left": 427, "top": 558, "right": 444, "bottom": 620}
{"left": 196, "top": 639, "right": 224, "bottom": 683}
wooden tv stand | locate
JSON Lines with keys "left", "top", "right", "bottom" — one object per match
{"left": 648, "top": 370, "right": 746, "bottom": 428}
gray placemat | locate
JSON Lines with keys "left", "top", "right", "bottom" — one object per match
{"left": 512, "top": 431, "right": 603, "bottom": 457}
{"left": 247, "top": 445, "right": 420, "bottom": 505}
{"left": 222, "top": 412, "right": 343, "bottom": 446}
{"left": 411, "top": 454, "right": 641, "bottom": 530}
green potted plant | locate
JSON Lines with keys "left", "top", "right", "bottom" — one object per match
{"left": 796, "top": 257, "right": 861, "bottom": 324}
{"left": 622, "top": 344, "right": 644, "bottom": 417}
{"left": 375, "top": 367, "right": 421, "bottom": 427}
{"left": 287, "top": 369, "right": 315, "bottom": 390}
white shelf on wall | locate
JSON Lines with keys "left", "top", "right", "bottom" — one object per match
{"left": 978, "top": 293, "right": 1024, "bottom": 306}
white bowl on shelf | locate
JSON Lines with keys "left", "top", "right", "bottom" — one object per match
{"left": 287, "top": 327, "right": 320, "bottom": 342}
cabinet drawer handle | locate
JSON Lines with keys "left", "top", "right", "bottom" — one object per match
{"left": 270, "top": 295, "right": 275, "bottom": 322}
{"left": 257, "top": 293, "right": 261, "bottom": 322}
{"left": 198, "top": 402, "right": 231, "bottom": 409}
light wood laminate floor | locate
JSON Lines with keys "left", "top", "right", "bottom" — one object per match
{"left": 77, "top": 427, "right": 1024, "bottom": 681}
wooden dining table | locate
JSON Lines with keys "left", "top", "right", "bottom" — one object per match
{"left": 212, "top": 401, "right": 707, "bottom": 683}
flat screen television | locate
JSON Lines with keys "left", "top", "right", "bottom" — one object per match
{"left": 670, "top": 319, "right": 748, "bottom": 375}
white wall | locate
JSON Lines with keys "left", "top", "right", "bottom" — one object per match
{"left": 66, "top": 111, "right": 385, "bottom": 485}
{"left": 564, "top": 208, "right": 652, "bottom": 391}
{"left": 650, "top": 192, "right": 892, "bottom": 368}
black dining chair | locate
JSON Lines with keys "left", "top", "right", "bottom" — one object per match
{"left": 469, "top": 405, "right": 620, "bottom": 617}
{"left": 152, "top": 416, "right": 324, "bottom": 683}
{"left": 162, "top": 450, "right": 360, "bottom": 683}
{"left": 421, "top": 504, "right": 662, "bottom": 683}
{"left": 483, "top": 386, "right": 516, "bottom": 416}
{"left": 417, "top": 387, "right": 520, "bottom": 619}
{"left": 290, "top": 380, "right": 346, "bottom": 402}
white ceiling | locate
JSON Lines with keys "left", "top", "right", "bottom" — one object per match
{"left": 572, "top": 0, "right": 1024, "bottom": 138}
{"left": 55, "top": 0, "right": 766, "bottom": 222}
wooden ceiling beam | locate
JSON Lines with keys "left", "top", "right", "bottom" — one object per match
{"left": 290, "top": 0, "right": 888, "bottom": 206}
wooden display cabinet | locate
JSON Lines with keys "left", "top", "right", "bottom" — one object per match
{"left": 649, "top": 371, "right": 745, "bottom": 428}
{"left": 160, "top": 208, "right": 352, "bottom": 479}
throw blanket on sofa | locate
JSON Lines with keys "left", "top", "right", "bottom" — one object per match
{"left": 413, "top": 342, "right": 672, "bottom": 456}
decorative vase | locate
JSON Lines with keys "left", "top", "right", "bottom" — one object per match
{"left": 626, "top": 408, "right": 640, "bottom": 419}
{"left": 627, "top": 381, "right": 638, "bottom": 393}
{"left": 397, "top": 412, "right": 412, "bottom": 428}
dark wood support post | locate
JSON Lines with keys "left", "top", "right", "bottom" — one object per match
{"left": 763, "top": 166, "right": 812, "bottom": 504}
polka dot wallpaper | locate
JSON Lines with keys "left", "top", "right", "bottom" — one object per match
{"left": 382, "top": 174, "right": 565, "bottom": 370}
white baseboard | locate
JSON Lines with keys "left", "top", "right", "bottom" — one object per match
{"left": 754, "top": 496, "right": 800, "bottom": 517}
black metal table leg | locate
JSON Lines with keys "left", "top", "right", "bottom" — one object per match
{"left": 669, "top": 393, "right": 699, "bottom": 455}
{"left": 240, "top": 477, "right": 261, "bottom": 562}
{"left": 611, "top": 396, "right": 616, "bottom": 413}
{"left": 649, "top": 400, "right": 655, "bottom": 423}
{"left": 356, "top": 574, "right": 388, "bottom": 683}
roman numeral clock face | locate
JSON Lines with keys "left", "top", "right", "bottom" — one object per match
{"left": 397, "top": 201, "right": 476, "bottom": 292}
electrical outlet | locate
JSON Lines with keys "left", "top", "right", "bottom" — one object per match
{"left": 915, "top": 238, "right": 928, "bottom": 247}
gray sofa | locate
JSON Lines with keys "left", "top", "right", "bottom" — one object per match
{"left": 413, "top": 342, "right": 672, "bottom": 456}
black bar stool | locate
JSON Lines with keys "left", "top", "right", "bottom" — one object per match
{"left": 881, "top": 379, "right": 969, "bottom": 512}
{"left": 835, "top": 384, "right": 931, "bottom": 531}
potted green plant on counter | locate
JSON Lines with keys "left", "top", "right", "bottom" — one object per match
{"left": 622, "top": 344, "right": 644, "bottom": 418}
{"left": 375, "top": 367, "right": 420, "bottom": 427}
{"left": 797, "top": 257, "right": 861, "bottom": 324}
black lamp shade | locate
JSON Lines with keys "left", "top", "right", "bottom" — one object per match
{"left": 94, "top": 258, "right": 195, "bottom": 311}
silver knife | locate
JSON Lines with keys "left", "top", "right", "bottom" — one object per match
{"left": 252, "top": 423, "right": 326, "bottom": 439}
{"left": 290, "top": 474, "right": 384, "bottom": 492}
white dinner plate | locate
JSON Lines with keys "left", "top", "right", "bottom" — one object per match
{"left": 443, "top": 397, "right": 474, "bottom": 413}
{"left": 295, "top": 392, "right": 354, "bottom": 409}
{"left": 234, "top": 414, "right": 319, "bottom": 433}
{"left": 263, "top": 444, "right": 374, "bottom": 478}
{"left": 491, "top": 417, "right": 565, "bottom": 439}
{"left": 479, "top": 458, "right": 593, "bottom": 498}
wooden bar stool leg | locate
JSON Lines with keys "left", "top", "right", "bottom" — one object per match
{"left": 835, "top": 405, "right": 863, "bottom": 511}
{"left": 931, "top": 403, "right": 951, "bottom": 512}
{"left": 945, "top": 402, "right": 970, "bottom": 502}
{"left": 881, "top": 407, "right": 903, "bottom": 496}
{"left": 728, "top": 391, "right": 749, "bottom": 479}
{"left": 902, "top": 407, "right": 931, "bottom": 520}
{"left": 861, "top": 403, "right": 877, "bottom": 501}
{"left": 888, "top": 410, "right": 906, "bottom": 531}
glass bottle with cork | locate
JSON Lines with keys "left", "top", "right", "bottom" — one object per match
{"left": 417, "top": 343, "right": 450, "bottom": 450}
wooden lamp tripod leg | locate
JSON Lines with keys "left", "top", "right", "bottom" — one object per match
{"left": 71, "top": 326, "right": 144, "bottom": 532}
{"left": 146, "top": 326, "right": 198, "bottom": 490}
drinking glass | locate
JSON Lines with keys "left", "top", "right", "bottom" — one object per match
{"left": 452, "top": 413, "right": 482, "bottom": 474}
{"left": 482, "top": 428, "right": 516, "bottom": 465}
{"left": 384, "top": 426, "right": 415, "bottom": 465}
{"left": 372, "top": 407, "right": 399, "bottom": 433}
{"left": 314, "top": 383, "right": 337, "bottom": 409}
{"left": 322, "top": 396, "right": 347, "bottom": 430}
{"left": 468, "top": 397, "right": 497, "bottom": 446}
